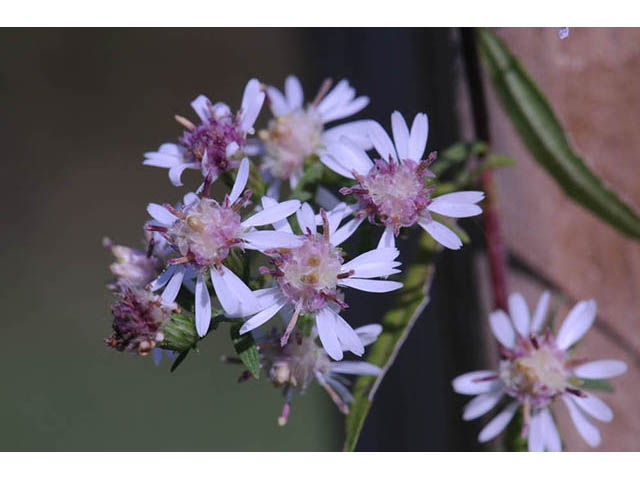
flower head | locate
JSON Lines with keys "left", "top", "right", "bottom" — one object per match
{"left": 143, "top": 79, "right": 265, "bottom": 186}
{"left": 452, "top": 292, "right": 627, "bottom": 450}
{"left": 260, "top": 75, "right": 371, "bottom": 190}
{"left": 238, "top": 201, "right": 402, "bottom": 360}
{"left": 145, "top": 158, "right": 301, "bottom": 337}
{"left": 251, "top": 323, "right": 382, "bottom": 425}
{"left": 105, "top": 288, "right": 178, "bottom": 356}
{"left": 323, "top": 111, "right": 484, "bottom": 250}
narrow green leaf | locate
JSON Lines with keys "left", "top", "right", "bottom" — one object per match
{"left": 431, "top": 141, "right": 487, "bottom": 177}
{"left": 477, "top": 28, "right": 640, "bottom": 240}
{"left": 230, "top": 323, "right": 261, "bottom": 379}
{"left": 343, "top": 232, "right": 440, "bottom": 451}
{"left": 170, "top": 349, "right": 190, "bottom": 373}
{"left": 574, "top": 378, "right": 614, "bottom": 393}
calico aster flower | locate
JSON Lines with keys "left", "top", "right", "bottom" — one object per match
{"left": 452, "top": 292, "right": 627, "bottom": 451}
{"left": 255, "top": 323, "right": 382, "bottom": 425}
{"left": 238, "top": 201, "right": 402, "bottom": 360}
{"left": 322, "top": 111, "right": 484, "bottom": 250}
{"left": 143, "top": 79, "right": 265, "bottom": 187}
{"left": 260, "top": 75, "right": 371, "bottom": 191}
{"left": 145, "top": 158, "right": 301, "bottom": 337}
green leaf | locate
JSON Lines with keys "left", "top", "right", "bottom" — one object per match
{"left": 431, "top": 141, "right": 487, "bottom": 177}
{"left": 170, "top": 349, "right": 190, "bottom": 373}
{"left": 230, "top": 323, "right": 261, "bottom": 379}
{"left": 343, "top": 232, "right": 440, "bottom": 451}
{"left": 477, "top": 28, "right": 640, "bottom": 240}
{"left": 574, "top": 378, "right": 614, "bottom": 393}
{"left": 290, "top": 159, "right": 324, "bottom": 201}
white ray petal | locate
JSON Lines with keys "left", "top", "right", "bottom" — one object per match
{"left": 427, "top": 191, "right": 484, "bottom": 218}
{"left": 419, "top": 219, "right": 462, "bottom": 250}
{"left": 556, "top": 299, "right": 597, "bottom": 350}
{"left": 320, "top": 96, "right": 369, "bottom": 123}
{"left": 239, "top": 301, "right": 286, "bottom": 335}
{"left": 528, "top": 411, "right": 545, "bottom": 452}
{"left": 147, "top": 203, "right": 178, "bottom": 226}
{"left": 338, "top": 278, "right": 402, "bottom": 293}
{"left": 368, "top": 120, "right": 397, "bottom": 162}
{"left": 562, "top": 395, "right": 601, "bottom": 447}
{"left": 391, "top": 111, "right": 410, "bottom": 160}
{"left": 241, "top": 230, "right": 303, "bottom": 250}
{"left": 478, "top": 401, "right": 519, "bottom": 443}
{"left": 377, "top": 226, "right": 396, "bottom": 249}
{"left": 573, "top": 360, "right": 627, "bottom": 379}
{"left": 316, "top": 307, "right": 343, "bottom": 361}
{"left": 241, "top": 199, "right": 301, "bottom": 228}
{"left": 462, "top": 390, "right": 504, "bottom": 421}
{"left": 149, "top": 266, "right": 176, "bottom": 292}
{"left": 284, "top": 75, "right": 304, "bottom": 110}
{"left": 161, "top": 267, "right": 184, "bottom": 304}
{"left": 296, "top": 202, "right": 316, "bottom": 235}
{"left": 228, "top": 157, "right": 249, "bottom": 204}
{"left": 190, "top": 94, "right": 211, "bottom": 122}
{"left": 531, "top": 291, "right": 551, "bottom": 334}
{"left": 318, "top": 152, "right": 356, "bottom": 179}
{"left": 572, "top": 393, "right": 613, "bottom": 422}
{"left": 332, "top": 311, "right": 364, "bottom": 356}
{"left": 195, "top": 273, "right": 212, "bottom": 337}
{"left": 329, "top": 361, "right": 381, "bottom": 376}
{"left": 240, "top": 79, "right": 265, "bottom": 134}
{"left": 210, "top": 267, "right": 238, "bottom": 315}
{"left": 408, "top": 113, "right": 429, "bottom": 161}
{"left": 342, "top": 247, "right": 400, "bottom": 270}
{"left": 355, "top": 324, "right": 382, "bottom": 346}
{"left": 540, "top": 408, "right": 562, "bottom": 452}
{"left": 218, "top": 265, "right": 260, "bottom": 314}
{"left": 489, "top": 310, "right": 516, "bottom": 349}
{"left": 266, "top": 86, "right": 290, "bottom": 116}
{"left": 452, "top": 370, "right": 501, "bottom": 395}
{"left": 508, "top": 293, "right": 531, "bottom": 337}
{"left": 330, "top": 216, "right": 365, "bottom": 247}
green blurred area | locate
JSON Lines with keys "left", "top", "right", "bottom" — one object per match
{"left": 0, "top": 28, "right": 339, "bottom": 451}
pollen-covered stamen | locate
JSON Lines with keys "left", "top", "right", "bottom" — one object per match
{"left": 179, "top": 104, "right": 246, "bottom": 178}
{"left": 500, "top": 333, "right": 571, "bottom": 408}
{"left": 322, "top": 381, "right": 349, "bottom": 415}
{"left": 341, "top": 155, "right": 436, "bottom": 234}
{"left": 312, "top": 78, "right": 333, "bottom": 106}
{"left": 166, "top": 197, "right": 244, "bottom": 269}
{"left": 273, "top": 230, "right": 345, "bottom": 314}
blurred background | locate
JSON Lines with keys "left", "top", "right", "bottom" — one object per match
{"left": 0, "top": 28, "right": 638, "bottom": 451}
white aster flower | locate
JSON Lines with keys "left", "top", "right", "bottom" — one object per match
{"left": 323, "top": 110, "right": 484, "bottom": 250}
{"left": 143, "top": 79, "right": 265, "bottom": 187}
{"left": 256, "top": 323, "right": 383, "bottom": 425}
{"left": 238, "top": 201, "right": 402, "bottom": 360}
{"left": 145, "top": 158, "right": 301, "bottom": 337}
{"left": 452, "top": 291, "right": 627, "bottom": 451}
{"left": 259, "top": 75, "right": 372, "bottom": 192}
